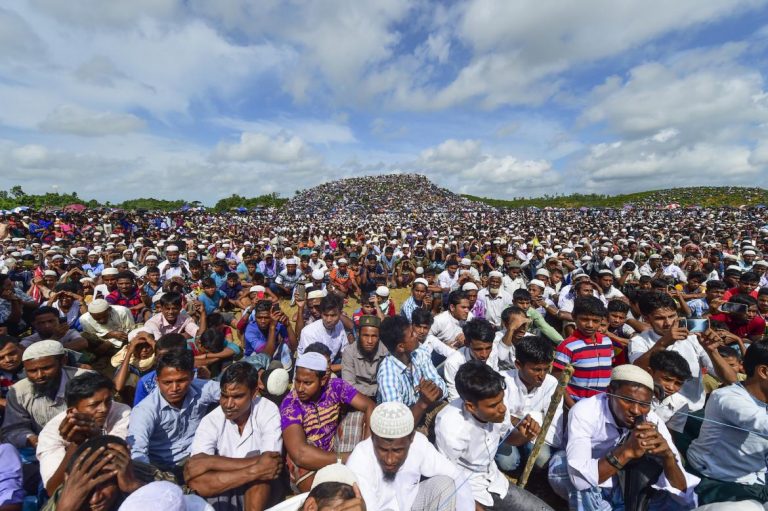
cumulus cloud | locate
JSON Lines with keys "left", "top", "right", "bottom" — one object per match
{"left": 213, "top": 132, "right": 315, "bottom": 164}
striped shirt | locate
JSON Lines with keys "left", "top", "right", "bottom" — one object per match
{"left": 552, "top": 330, "right": 613, "bottom": 400}
{"left": 377, "top": 349, "right": 447, "bottom": 407}
{"left": 399, "top": 296, "right": 422, "bottom": 322}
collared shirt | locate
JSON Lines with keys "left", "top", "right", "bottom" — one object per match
{"left": 347, "top": 433, "right": 475, "bottom": 511}
{"left": 437, "top": 269, "right": 459, "bottom": 292}
{"left": 476, "top": 288, "right": 513, "bottom": 328}
{"left": 141, "top": 311, "right": 199, "bottom": 340}
{"left": 662, "top": 264, "right": 688, "bottom": 283}
{"left": 37, "top": 402, "right": 131, "bottom": 486}
{"left": 1, "top": 367, "right": 89, "bottom": 448}
{"left": 296, "top": 319, "right": 347, "bottom": 360}
{"left": 276, "top": 270, "right": 301, "bottom": 289}
{"left": 279, "top": 378, "right": 357, "bottom": 452}
{"left": 191, "top": 397, "right": 282, "bottom": 459}
{"left": 566, "top": 393, "right": 698, "bottom": 506}
{"left": 629, "top": 328, "right": 714, "bottom": 412}
{"left": 503, "top": 369, "right": 562, "bottom": 446}
{"left": 435, "top": 400, "right": 510, "bottom": 506}
{"left": 688, "top": 383, "right": 768, "bottom": 485}
{"left": 128, "top": 378, "right": 221, "bottom": 467}
{"left": 553, "top": 330, "right": 613, "bottom": 400}
{"left": 399, "top": 296, "right": 422, "bottom": 322}
{"left": 427, "top": 310, "right": 472, "bottom": 349}
{"left": 651, "top": 392, "right": 690, "bottom": 433}
{"left": 341, "top": 341, "right": 388, "bottom": 398}
{"left": 0, "top": 288, "right": 33, "bottom": 324}
{"left": 686, "top": 298, "right": 710, "bottom": 318}
{"left": 443, "top": 346, "right": 499, "bottom": 402}
{"left": 376, "top": 350, "right": 447, "bottom": 407}
{"left": 80, "top": 305, "right": 136, "bottom": 346}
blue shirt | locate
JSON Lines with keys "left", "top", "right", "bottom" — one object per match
{"left": 376, "top": 349, "right": 447, "bottom": 407}
{"left": 133, "top": 370, "right": 157, "bottom": 406}
{"left": 686, "top": 298, "right": 710, "bottom": 318}
{"left": 210, "top": 271, "right": 228, "bottom": 289}
{"left": 198, "top": 290, "right": 225, "bottom": 315}
{"left": 128, "top": 378, "right": 221, "bottom": 467}
{"left": 399, "top": 296, "right": 422, "bottom": 322}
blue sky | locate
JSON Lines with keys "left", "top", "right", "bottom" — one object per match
{"left": 1, "top": 0, "right": 768, "bottom": 204}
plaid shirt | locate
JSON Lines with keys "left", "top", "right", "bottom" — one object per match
{"left": 106, "top": 289, "right": 143, "bottom": 317}
{"left": 376, "top": 349, "right": 446, "bottom": 407}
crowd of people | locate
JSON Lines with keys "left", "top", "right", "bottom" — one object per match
{"left": 0, "top": 174, "right": 766, "bottom": 511}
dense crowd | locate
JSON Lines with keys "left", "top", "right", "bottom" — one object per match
{"left": 0, "top": 175, "right": 767, "bottom": 511}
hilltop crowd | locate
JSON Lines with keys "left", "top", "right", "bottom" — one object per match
{"left": 0, "top": 175, "right": 767, "bottom": 511}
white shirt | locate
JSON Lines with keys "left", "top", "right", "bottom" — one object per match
{"left": 566, "top": 393, "right": 698, "bottom": 506}
{"left": 503, "top": 370, "right": 562, "bottom": 447}
{"left": 502, "top": 275, "right": 526, "bottom": 296}
{"left": 651, "top": 392, "right": 690, "bottom": 433}
{"left": 476, "top": 288, "right": 513, "bottom": 328}
{"left": 629, "top": 329, "right": 714, "bottom": 412}
{"left": 662, "top": 264, "right": 688, "bottom": 283}
{"left": 418, "top": 336, "right": 456, "bottom": 359}
{"left": 427, "top": 310, "right": 472, "bottom": 348}
{"left": 37, "top": 402, "right": 131, "bottom": 486}
{"left": 297, "top": 319, "right": 348, "bottom": 359}
{"left": 346, "top": 433, "right": 474, "bottom": 511}
{"left": 443, "top": 346, "right": 499, "bottom": 402}
{"left": 688, "top": 383, "right": 768, "bottom": 485}
{"left": 191, "top": 397, "right": 282, "bottom": 459}
{"left": 435, "top": 400, "right": 510, "bottom": 506}
{"left": 493, "top": 331, "right": 516, "bottom": 369}
{"left": 437, "top": 269, "right": 460, "bottom": 292}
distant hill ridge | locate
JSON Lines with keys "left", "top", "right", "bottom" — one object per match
{"left": 462, "top": 186, "right": 768, "bottom": 209}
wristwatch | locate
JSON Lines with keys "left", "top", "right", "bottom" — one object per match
{"left": 605, "top": 450, "right": 624, "bottom": 470}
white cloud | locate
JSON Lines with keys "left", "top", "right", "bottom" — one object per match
{"left": 583, "top": 48, "right": 768, "bottom": 138}
{"left": 39, "top": 105, "right": 145, "bottom": 136}
{"left": 416, "top": 138, "right": 561, "bottom": 196}
{"left": 212, "top": 117, "right": 356, "bottom": 145}
{"left": 213, "top": 132, "right": 315, "bottom": 164}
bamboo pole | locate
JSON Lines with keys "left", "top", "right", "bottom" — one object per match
{"left": 517, "top": 364, "right": 574, "bottom": 489}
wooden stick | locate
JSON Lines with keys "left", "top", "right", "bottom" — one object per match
{"left": 517, "top": 364, "right": 574, "bottom": 489}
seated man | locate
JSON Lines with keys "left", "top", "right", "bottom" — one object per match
{"left": 346, "top": 402, "right": 475, "bottom": 511}
{"left": 79, "top": 299, "right": 135, "bottom": 349}
{"left": 280, "top": 352, "right": 375, "bottom": 492}
{"left": 187, "top": 362, "right": 283, "bottom": 510}
{"left": 687, "top": 341, "right": 768, "bottom": 504}
{"left": 377, "top": 316, "right": 447, "bottom": 426}
{"left": 496, "top": 336, "right": 562, "bottom": 473}
{"left": 494, "top": 305, "right": 531, "bottom": 370}
{"left": 443, "top": 318, "right": 499, "bottom": 402}
{"left": 142, "top": 292, "right": 201, "bottom": 341}
{"left": 127, "top": 350, "right": 220, "bottom": 480}
{"left": 296, "top": 294, "right": 352, "bottom": 361}
{"left": 435, "top": 361, "right": 552, "bottom": 511}
{"left": 244, "top": 300, "right": 295, "bottom": 369}
{"left": 21, "top": 306, "right": 88, "bottom": 352}
{"left": 630, "top": 292, "right": 737, "bottom": 439}
{"left": 37, "top": 372, "right": 130, "bottom": 495}
{"left": 426, "top": 290, "right": 472, "bottom": 354}
{"left": 548, "top": 365, "right": 698, "bottom": 510}
{"left": 2, "top": 341, "right": 89, "bottom": 449}
{"left": 131, "top": 333, "right": 187, "bottom": 406}
{"left": 341, "top": 315, "right": 388, "bottom": 400}
{"left": 105, "top": 271, "right": 145, "bottom": 321}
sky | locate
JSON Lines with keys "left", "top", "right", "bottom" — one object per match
{"left": 1, "top": 0, "right": 768, "bottom": 204}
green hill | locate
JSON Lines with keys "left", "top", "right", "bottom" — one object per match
{"left": 463, "top": 186, "right": 768, "bottom": 208}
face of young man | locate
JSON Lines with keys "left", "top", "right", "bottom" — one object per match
{"left": 220, "top": 382, "right": 256, "bottom": 423}
{"left": 161, "top": 303, "right": 182, "bottom": 323}
{"left": 358, "top": 326, "right": 380, "bottom": 357}
{"left": 293, "top": 368, "right": 327, "bottom": 403}
{"left": 450, "top": 299, "right": 470, "bottom": 321}
{"left": 651, "top": 370, "right": 685, "bottom": 398}
{"left": 609, "top": 383, "right": 652, "bottom": 429}
{"left": 0, "top": 342, "right": 22, "bottom": 372}
{"left": 646, "top": 307, "right": 678, "bottom": 336}
{"left": 372, "top": 434, "right": 414, "bottom": 482}
{"left": 157, "top": 367, "right": 193, "bottom": 408}
{"left": 468, "top": 339, "right": 493, "bottom": 363}
{"left": 515, "top": 360, "right": 550, "bottom": 390}
{"left": 465, "top": 390, "right": 507, "bottom": 424}
{"left": 574, "top": 313, "right": 603, "bottom": 338}
{"left": 75, "top": 387, "right": 113, "bottom": 429}
{"left": 33, "top": 312, "right": 60, "bottom": 338}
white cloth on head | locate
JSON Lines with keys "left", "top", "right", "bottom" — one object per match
{"left": 118, "top": 481, "right": 212, "bottom": 511}
{"left": 296, "top": 352, "right": 328, "bottom": 372}
{"left": 22, "top": 340, "right": 64, "bottom": 361}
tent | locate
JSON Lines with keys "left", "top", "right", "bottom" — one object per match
{"left": 64, "top": 203, "right": 86, "bottom": 212}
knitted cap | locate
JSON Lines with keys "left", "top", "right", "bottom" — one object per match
{"left": 370, "top": 402, "right": 414, "bottom": 439}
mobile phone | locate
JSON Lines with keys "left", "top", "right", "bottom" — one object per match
{"left": 271, "top": 302, "right": 281, "bottom": 313}
{"left": 296, "top": 284, "right": 306, "bottom": 301}
{"left": 685, "top": 318, "right": 709, "bottom": 333}
{"left": 720, "top": 302, "right": 747, "bottom": 314}
{"left": 677, "top": 318, "right": 687, "bottom": 329}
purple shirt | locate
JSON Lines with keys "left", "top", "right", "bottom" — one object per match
{"left": 279, "top": 378, "right": 357, "bottom": 452}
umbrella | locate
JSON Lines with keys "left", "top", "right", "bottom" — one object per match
{"left": 64, "top": 203, "right": 86, "bottom": 213}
